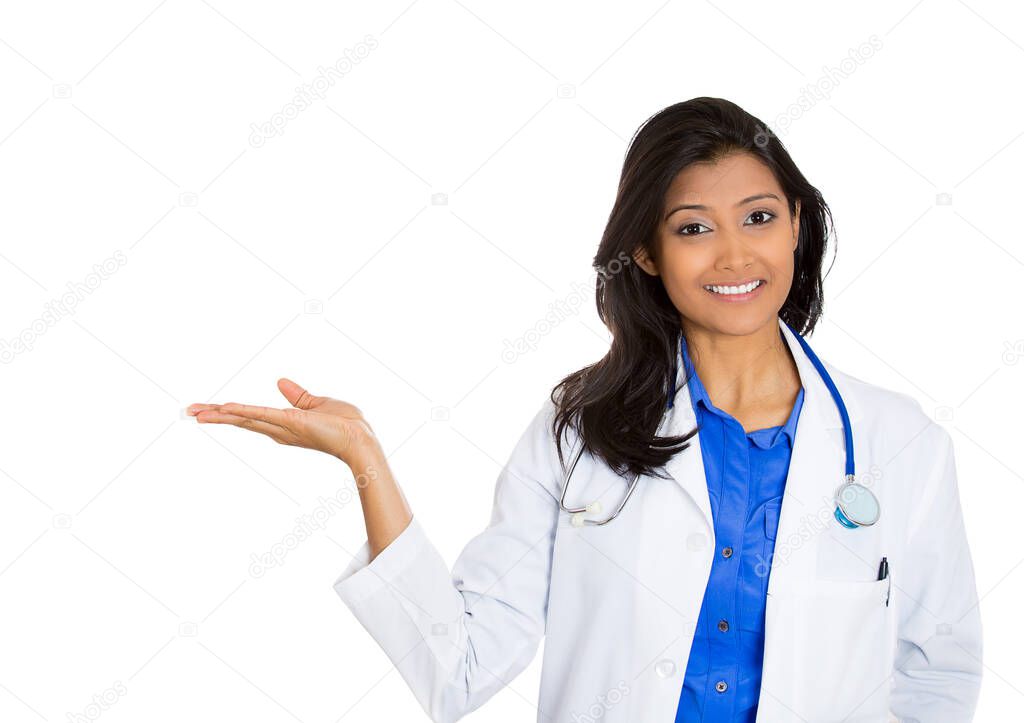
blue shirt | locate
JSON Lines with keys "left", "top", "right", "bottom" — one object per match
{"left": 674, "top": 334, "right": 805, "bottom": 722}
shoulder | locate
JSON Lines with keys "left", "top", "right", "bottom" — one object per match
{"left": 825, "top": 362, "right": 953, "bottom": 454}
{"left": 829, "top": 363, "right": 925, "bottom": 423}
{"left": 500, "top": 393, "right": 575, "bottom": 498}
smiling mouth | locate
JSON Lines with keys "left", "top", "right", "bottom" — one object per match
{"left": 703, "top": 279, "right": 765, "bottom": 295}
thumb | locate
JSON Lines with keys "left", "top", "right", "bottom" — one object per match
{"left": 277, "top": 377, "right": 319, "bottom": 410}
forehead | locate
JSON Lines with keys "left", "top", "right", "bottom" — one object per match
{"left": 666, "top": 152, "right": 781, "bottom": 206}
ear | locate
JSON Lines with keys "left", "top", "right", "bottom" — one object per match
{"left": 791, "top": 199, "right": 801, "bottom": 252}
{"left": 633, "top": 245, "right": 659, "bottom": 277}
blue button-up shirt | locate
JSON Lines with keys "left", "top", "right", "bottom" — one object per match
{"left": 674, "top": 334, "right": 805, "bottom": 722}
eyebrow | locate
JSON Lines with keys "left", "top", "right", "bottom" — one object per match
{"left": 664, "top": 193, "right": 782, "bottom": 222}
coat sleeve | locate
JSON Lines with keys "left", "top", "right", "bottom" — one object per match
{"left": 332, "top": 398, "right": 563, "bottom": 722}
{"left": 890, "top": 423, "right": 984, "bottom": 721}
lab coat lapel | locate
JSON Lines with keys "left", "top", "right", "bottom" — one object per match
{"left": 659, "top": 317, "right": 861, "bottom": 587}
{"left": 769, "top": 319, "right": 861, "bottom": 592}
{"left": 658, "top": 365, "right": 712, "bottom": 529}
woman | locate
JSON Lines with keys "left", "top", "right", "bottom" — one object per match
{"left": 187, "top": 98, "right": 983, "bottom": 722}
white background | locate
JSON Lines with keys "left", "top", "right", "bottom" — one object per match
{"left": 1, "top": 1, "right": 1021, "bottom": 721}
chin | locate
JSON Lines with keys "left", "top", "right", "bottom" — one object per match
{"left": 700, "top": 310, "right": 779, "bottom": 337}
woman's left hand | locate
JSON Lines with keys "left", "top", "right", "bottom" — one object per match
{"left": 186, "top": 377, "right": 376, "bottom": 464}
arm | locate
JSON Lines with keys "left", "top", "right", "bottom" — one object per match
{"left": 333, "top": 400, "right": 561, "bottom": 723}
{"left": 187, "top": 381, "right": 561, "bottom": 720}
{"left": 890, "top": 424, "right": 984, "bottom": 721}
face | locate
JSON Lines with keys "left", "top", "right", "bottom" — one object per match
{"left": 634, "top": 151, "right": 801, "bottom": 337}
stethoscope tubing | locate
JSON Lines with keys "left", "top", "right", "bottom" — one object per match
{"left": 559, "top": 321, "right": 876, "bottom": 528}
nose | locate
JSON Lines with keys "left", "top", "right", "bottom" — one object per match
{"left": 715, "top": 229, "right": 755, "bottom": 272}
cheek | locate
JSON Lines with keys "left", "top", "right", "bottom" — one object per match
{"left": 657, "top": 243, "right": 707, "bottom": 284}
{"left": 766, "top": 249, "right": 796, "bottom": 287}
{"left": 663, "top": 281, "right": 702, "bottom": 313}
{"left": 656, "top": 256, "right": 709, "bottom": 311}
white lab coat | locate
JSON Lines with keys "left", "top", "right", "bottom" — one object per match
{"left": 333, "top": 317, "right": 983, "bottom": 722}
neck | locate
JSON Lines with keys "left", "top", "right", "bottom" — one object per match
{"left": 682, "top": 318, "right": 800, "bottom": 415}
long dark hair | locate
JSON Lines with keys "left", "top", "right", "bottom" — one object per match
{"left": 550, "top": 97, "right": 835, "bottom": 481}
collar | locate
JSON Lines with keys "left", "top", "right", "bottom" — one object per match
{"left": 678, "top": 329, "right": 805, "bottom": 447}
{"left": 657, "top": 315, "right": 860, "bottom": 557}
{"left": 667, "top": 316, "right": 859, "bottom": 431}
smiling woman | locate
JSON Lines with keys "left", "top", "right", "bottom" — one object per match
{"left": 187, "top": 97, "right": 982, "bottom": 723}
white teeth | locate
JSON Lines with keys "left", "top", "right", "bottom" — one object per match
{"left": 705, "top": 280, "right": 762, "bottom": 295}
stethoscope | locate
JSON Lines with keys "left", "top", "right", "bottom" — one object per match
{"left": 560, "top": 321, "right": 881, "bottom": 529}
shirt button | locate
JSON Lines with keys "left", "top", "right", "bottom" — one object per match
{"left": 655, "top": 659, "right": 676, "bottom": 678}
{"left": 717, "top": 619, "right": 729, "bottom": 632}
{"left": 722, "top": 546, "right": 733, "bottom": 558}
{"left": 715, "top": 680, "right": 728, "bottom": 693}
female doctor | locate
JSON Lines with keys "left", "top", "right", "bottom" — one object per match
{"left": 187, "top": 97, "right": 983, "bottom": 722}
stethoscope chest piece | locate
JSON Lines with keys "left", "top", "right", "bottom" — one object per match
{"left": 833, "top": 476, "right": 880, "bottom": 529}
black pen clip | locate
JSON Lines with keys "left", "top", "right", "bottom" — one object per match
{"left": 877, "top": 556, "right": 890, "bottom": 606}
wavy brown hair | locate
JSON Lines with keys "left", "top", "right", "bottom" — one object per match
{"left": 550, "top": 97, "right": 836, "bottom": 481}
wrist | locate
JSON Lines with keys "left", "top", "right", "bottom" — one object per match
{"left": 343, "top": 433, "right": 384, "bottom": 470}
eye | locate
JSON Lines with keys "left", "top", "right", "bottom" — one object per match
{"left": 745, "top": 209, "right": 776, "bottom": 226}
{"left": 677, "top": 209, "right": 777, "bottom": 236}
{"left": 676, "top": 221, "right": 709, "bottom": 237}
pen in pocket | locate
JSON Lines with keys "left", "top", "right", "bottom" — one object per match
{"left": 877, "top": 556, "right": 890, "bottom": 606}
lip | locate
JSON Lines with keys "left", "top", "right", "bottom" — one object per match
{"left": 703, "top": 277, "right": 764, "bottom": 287}
{"left": 703, "top": 278, "right": 766, "bottom": 303}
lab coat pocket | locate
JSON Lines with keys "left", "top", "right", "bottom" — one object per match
{"left": 763, "top": 574, "right": 896, "bottom": 722}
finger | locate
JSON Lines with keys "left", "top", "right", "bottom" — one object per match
{"left": 278, "top": 377, "right": 319, "bottom": 410}
{"left": 186, "top": 403, "right": 218, "bottom": 416}
{"left": 195, "top": 409, "right": 295, "bottom": 443}
{"left": 217, "top": 402, "right": 295, "bottom": 428}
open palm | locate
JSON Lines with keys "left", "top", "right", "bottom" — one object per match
{"left": 186, "top": 377, "right": 374, "bottom": 464}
